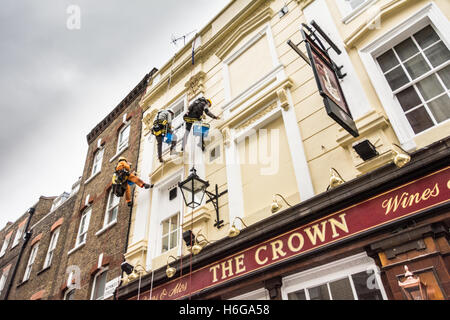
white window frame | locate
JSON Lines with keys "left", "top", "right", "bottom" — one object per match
{"left": 90, "top": 268, "right": 108, "bottom": 300}
{"left": 0, "top": 234, "right": 11, "bottom": 257}
{"left": 103, "top": 190, "right": 119, "bottom": 228}
{"left": 160, "top": 213, "right": 180, "bottom": 254}
{"left": 281, "top": 252, "right": 387, "bottom": 300}
{"left": 0, "top": 274, "right": 6, "bottom": 295}
{"left": 76, "top": 208, "right": 91, "bottom": 247}
{"left": 335, "top": 0, "right": 377, "bottom": 23}
{"left": 91, "top": 148, "right": 104, "bottom": 177}
{"left": 359, "top": 3, "right": 450, "bottom": 151}
{"left": 0, "top": 268, "right": 9, "bottom": 295}
{"left": 117, "top": 123, "right": 130, "bottom": 154}
{"left": 12, "top": 223, "right": 26, "bottom": 248}
{"left": 43, "top": 228, "right": 60, "bottom": 269}
{"left": 148, "top": 170, "right": 184, "bottom": 264}
{"left": 23, "top": 243, "right": 39, "bottom": 282}
{"left": 64, "top": 288, "right": 75, "bottom": 300}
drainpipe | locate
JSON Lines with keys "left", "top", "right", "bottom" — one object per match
{"left": 4, "top": 207, "right": 35, "bottom": 300}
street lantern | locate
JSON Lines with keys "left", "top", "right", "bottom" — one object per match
{"left": 398, "top": 265, "right": 428, "bottom": 300}
{"left": 178, "top": 167, "right": 209, "bottom": 209}
{"left": 178, "top": 167, "right": 228, "bottom": 229}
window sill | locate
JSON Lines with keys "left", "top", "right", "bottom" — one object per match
{"left": 16, "top": 279, "right": 29, "bottom": 288}
{"left": 95, "top": 221, "right": 117, "bottom": 237}
{"left": 67, "top": 242, "right": 86, "bottom": 256}
{"left": 37, "top": 266, "right": 51, "bottom": 276}
{"left": 109, "top": 145, "right": 129, "bottom": 163}
{"left": 84, "top": 171, "right": 101, "bottom": 185}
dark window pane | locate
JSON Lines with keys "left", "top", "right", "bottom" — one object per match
{"left": 377, "top": 50, "right": 399, "bottom": 73}
{"left": 396, "top": 86, "right": 422, "bottom": 111}
{"left": 427, "top": 94, "right": 450, "bottom": 123}
{"left": 416, "top": 74, "right": 445, "bottom": 101}
{"left": 352, "top": 271, "right": 384, "bottom": 300}
{"left": 329, "top": 278, "right": 354, "bottom": 300}
{"left": 308, "top": 284, "right": 330, "bottom": 300}
{"left": 438, "top": 65, "right": 450, "bottom": 89}
{"left": 288, "top": 289, "right": 306, "bottom": 300}
{"left": 385, "top": 66, "right": 409, "bottom": 90}
{"left": 404, "top": 54, "right": 431, "bottom": 79}
{"left": 424, "top": 42, "right": 450, "bottom": 68}
{"left": 414, "top": 25, "right": 440, "bottom": 49}
{"left": 405, "top": 107, "right": 434, "bottom": 134}
{"left": 394, "top": 38, "right": 419, "bottom": 61}
{"left": 170, "top": 230, "right": 178, "bottom": 249}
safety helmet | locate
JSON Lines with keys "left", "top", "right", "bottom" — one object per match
{"left": 118, "top": 157, "right": 127, "bottom": 162}
{"left": 206, "top": 98, "right": 212, "bottom": 106}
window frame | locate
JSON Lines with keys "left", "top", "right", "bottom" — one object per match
{"left": 90, "top": 268, "right": 108, "bottom": 300}
{"left": 43, "top": 227, "right": 60, "bottom": 269}
{"left": 76, "top": 208, "right": 91, "bottom": 247}
{"left": 359, "top": 3, "right": 450, "bottom": 151}
{"left": 117, "top": 123, "right": 131, "bottom": 154}
{"left": 0, "top": 233, "right": 12, "bottom": 257}
{"left": 23, "top": 243, "right": 39, "bottom": 282}
{"left": 160, "top": 213, "right": 180, "bottom": 254}
{"left": 0, "top": 268, "right": 9, "bottom": 295}
{"left": 11, "top": 223, "right": 26, "bottom": 248}
{"left": 335, "top": 0, "right": 377, "bottom": 23}
{"left": 103, "top": 190, "right": 120, "bottom": 228}
{"left": 281, "top": 253, "right": 387, "bottom": 300}
{"left": 64, "top": 288, "right": 75, "bottom": 300}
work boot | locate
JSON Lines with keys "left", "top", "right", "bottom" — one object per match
{"left": 127, "top": 202, "right": 133, "bottom": 207}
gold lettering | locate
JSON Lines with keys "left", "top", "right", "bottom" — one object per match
{"left": 304, "top": 221, "right": 328, "bottom": 245}
{"left": 255, "top": 245, "right": 268, "bottom": 265}
{"left": 235, "top": 254, "right": 246, "bottom": 275}
{"left": 382, "top": 192, "right": 408, "bottom": 215}
{"left": 329, "top": 214, "right": 349, "bottom": 238}
{"left": 421, "top": 188, "right": 431, "bottom": 201}
{"left": 221, "top": 259, "right": 234, "bottom": 280}
{"left": 209, "top": 264, "right": 220, "bottom": 283}
{"left": 431, "top": 183, "right": 439, "bottom": 197}
{"left": 160, "top": 288, "right": 167, "bottom": 300}
{"left": 287, "top": 232, "right": 304, "bottom": 252}
{"left": 270, "top": 240, "right": 287, "bottom": 261}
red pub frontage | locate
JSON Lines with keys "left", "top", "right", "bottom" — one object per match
{"left": 118, "top": 137, "right": 450, "bottom": 301}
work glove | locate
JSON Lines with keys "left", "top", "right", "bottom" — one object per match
{"left": 144, "top": 183, "right": 153, "bottom": 189}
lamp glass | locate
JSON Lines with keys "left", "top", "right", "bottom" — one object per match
{"left": 178, "top": 169, "right": 209, "bottom": 209}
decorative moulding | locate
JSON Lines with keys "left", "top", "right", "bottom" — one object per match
{"left": 185, "top": 71, "right": 207, "bottom": 101}
{"left": 181, "top": 205, "right": 211, "bottom": 230}
{"left": 215, "top": 6, "right": 273, "bottom": 60}
{"left": 344, "top": 0, "right": 409, "bottom": 48}
{"left": 219, "top": 77, "right": 293, "bottom": 132}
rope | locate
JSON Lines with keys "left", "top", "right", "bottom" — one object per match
{"left": 149, "top": 269, "right": 154, "bottom": 300}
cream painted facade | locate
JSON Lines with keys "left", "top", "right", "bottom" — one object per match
{"left": 122, "top": 0, "right": 450, "bottom": 282}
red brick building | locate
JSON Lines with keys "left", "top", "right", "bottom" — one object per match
{"left": 53, "top": 70, "right": 157, "bottom": 300}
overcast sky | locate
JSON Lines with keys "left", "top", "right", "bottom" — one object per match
{"left": 0, "top": 0, "right": 230, "bottom": 229}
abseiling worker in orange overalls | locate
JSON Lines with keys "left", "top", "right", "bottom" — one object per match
{"left": 112, "top": 157, "right": 153, "bottom": 207}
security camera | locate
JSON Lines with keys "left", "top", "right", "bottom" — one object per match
{"left": 121, "top": 262, "right": 134, "bottom": 275}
